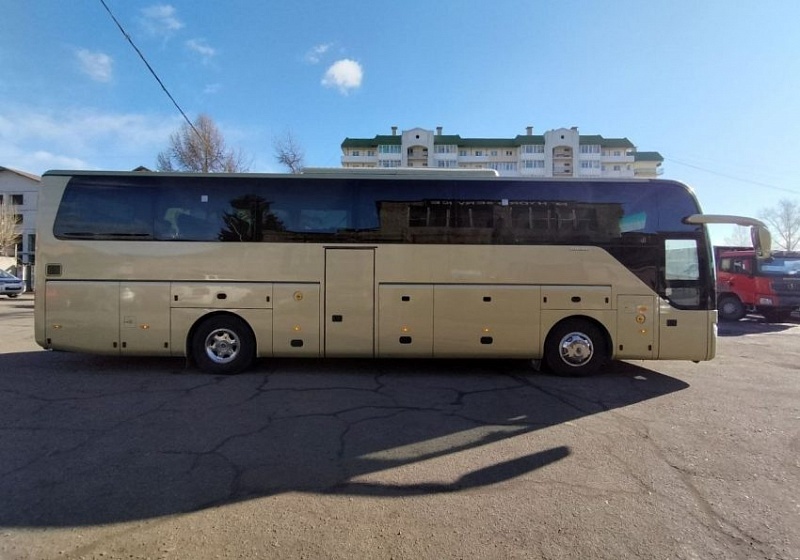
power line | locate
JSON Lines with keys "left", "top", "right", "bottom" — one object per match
{"left": 666, "top": 156, "right": 800, "bottom": 197}
{"left": 98, "top": 0, "right": 201, "bottom": 141}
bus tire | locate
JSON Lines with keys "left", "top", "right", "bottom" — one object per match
{"left": 717, "top": 295, "right": 745, "bottom": 322}
{"left": 544, "top": 319, "right": 607, "bottom": 377}
{"left": 191, "top": 314, "right": 255, "bottom": 375}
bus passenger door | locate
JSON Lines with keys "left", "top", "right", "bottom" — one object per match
{"left": 324, "top": 248, "right": 375, "bottom": 357}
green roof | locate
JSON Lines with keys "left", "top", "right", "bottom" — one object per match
{"left": 342, "top": 132, "right": 636, "bottom": 149}
{"left": 633, "top": 151, "right": 664, "bottom": 162}
{"left": 341, "top": 135, "right": 401, "bottom": 148}
{"left": 580, "top": 136, "right": 634, "bottom": 148}
{"left": 432, "top": 135, "right": 463, "bottom": 144}
{"left": 513, "top": 134, "right": 546, "bottom": 145}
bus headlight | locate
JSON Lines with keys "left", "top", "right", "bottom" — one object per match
{"left": 758, "top": 297, "right": 774, "bottom": 305}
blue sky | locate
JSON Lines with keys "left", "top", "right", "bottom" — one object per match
{"left": 2, "top": 1, "right": 799, "bottom": 241}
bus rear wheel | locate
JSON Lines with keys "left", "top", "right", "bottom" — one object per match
{"left": 544, "top": 319, "right": 607, "bottom": 377}
{"left": 191, "top": 315, "right": 255, "bottom": 375}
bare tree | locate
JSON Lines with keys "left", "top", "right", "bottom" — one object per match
{"left": 157, "top": 114, "right": 249, "bottom": 172}
{"left": 723, "top": 225, "right": 751, "bottom": 247}
{"left": 273, "top": 130, "right": 305, "bottom": 173}
{"left": 0, "top": 201, "right": 20, "bottom": 257}
{"left": 760, "top": 199, "right": 800, "bottom": 251}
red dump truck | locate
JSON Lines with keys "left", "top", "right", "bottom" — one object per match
{"left": 715, "top": 246, "right": 800, "bottom": 322}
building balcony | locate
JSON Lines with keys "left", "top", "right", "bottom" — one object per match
{"left": 341, "top": 155, "right": 378, "bottom": 165}
{"left": 601, "top": 168, "right": 636, "bottom": 178}
{"left": 457, "top": 155, "right": 490, "bottom": 163}
{"left": 600, "top": 154, "right": 635, "bottom": 163}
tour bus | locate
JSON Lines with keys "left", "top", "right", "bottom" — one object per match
{"left": 33, "top": 169, "right": 769, "bottom": 376}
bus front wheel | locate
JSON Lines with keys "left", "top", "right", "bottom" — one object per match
{"left": 544, "top": 319, "right": 607, "bottom": 377}
{"left": 191, "top": 315, "right": 255, "bottom": 375}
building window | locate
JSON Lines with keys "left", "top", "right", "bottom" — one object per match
{"left": 524, "top": 160, "right": 545, "bottom": 169}
{"left": 475, "top": 150, "right": 483, "bottom": 157}
{"left": 459, "top": 150, "right": 467, "bottom": 157}
{"left": 523, "top": 145, "right": 545, "bottom": 154}
{"left": 500, "top": 162, "right": 517, "bottom": 171}
{"left": 11, "top": 194, "right": 23, "bottom": 205}
{"left": 490, "top": 150, "right": 498, "bottom": 157}
{"left": 613, "top": 165, "right": 621, "bottom": 171}
{"left": 580, "top": 145, "right": 600, "bottom": 154}
{"left": 506, "top": 150, "right": 513, "bottom": 156}
{"left": 351, "top": 150, "right": 360, "bottom": 156}
{"left": 435, "top": 145, "right": 456, "bottom": 154}
{"left": 379, "top": 145, "right": 401, "bottom": 154}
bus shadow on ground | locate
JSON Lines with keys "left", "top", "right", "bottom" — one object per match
{"left": 0, "top": 353, "right": 687, "bottom": 528}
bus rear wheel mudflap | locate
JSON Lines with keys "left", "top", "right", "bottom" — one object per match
{"left": 544, "top": 318, "right": 608, "bottom": 377}
{"left": 717, "top": 295, "right": 746, "bottom": 322}
{"left": 191, "top": 314, "right": 256, "bottom": 374}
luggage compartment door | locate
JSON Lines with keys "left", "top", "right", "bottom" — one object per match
{"left": 325, "top": 249, "right": 375, "bottom": 357}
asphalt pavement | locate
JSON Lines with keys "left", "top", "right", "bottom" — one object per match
{"left": 0, "top": 294, "right": 797, "bottom": 559}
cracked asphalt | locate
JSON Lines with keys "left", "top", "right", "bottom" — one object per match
{"left": 1, "top": 294, "right": 798, "bottom": 560}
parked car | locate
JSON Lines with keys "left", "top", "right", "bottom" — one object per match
{"left": 0, "top": 269, "right": 25, "bottom": 298}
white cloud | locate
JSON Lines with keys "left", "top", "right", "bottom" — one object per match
{"left": 0, "top": 106, "right": 180, "bottom": 174}
{"left": 186, "top": 39, "right": 216, "bottom": 63}
{"left": 140, "top": 4, "right": 184, "bottom": 37}
{"left": 76, "top": 49, "right": 113, "bottom": 83}
{"left": 305, "top": 43, "right": 332, "bottom": 64}
{"left": 321, "top": 59, "right": 363, "bottom": 95}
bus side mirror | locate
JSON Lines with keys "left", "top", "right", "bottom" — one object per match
{"left": 751, "top": 226, "right": 771, "bottom": 259}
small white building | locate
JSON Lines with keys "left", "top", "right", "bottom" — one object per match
{"left": 341, "top": 126, "right": 663, "bottom": 178}
{"left": 0, "top": 166, "right": 40, "bottom": 275}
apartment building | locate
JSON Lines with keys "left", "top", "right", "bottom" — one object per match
{"left": 341, "top": 126, "right": 663, "bottom": 178}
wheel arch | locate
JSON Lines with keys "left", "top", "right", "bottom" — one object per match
{"left": 542, "top": 314, "right": 612, "bottom": 358}
{"left": 185, "top": 310, "right": 258, "bottom": 364}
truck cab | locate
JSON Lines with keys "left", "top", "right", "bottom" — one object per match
{"left": 715, "top": 246, "right": 800, "bottom": 322}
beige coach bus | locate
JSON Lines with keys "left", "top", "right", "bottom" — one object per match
{"left": 33, "top": 169, "right": 764, "bottom": 375}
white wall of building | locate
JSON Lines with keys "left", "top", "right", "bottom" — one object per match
{"left": 0, "top": 167, "right": 40, "bottom": 267}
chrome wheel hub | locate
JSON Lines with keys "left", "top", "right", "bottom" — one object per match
{"left": 205, "top": 328, "right": 240, "bottom": 364}
{"left": 558, "top": 332, "right": 594, "bottom": 367}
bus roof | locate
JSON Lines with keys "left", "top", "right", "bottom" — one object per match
{"left": 42, "top": 168, "right": 667, "bottom": 185}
